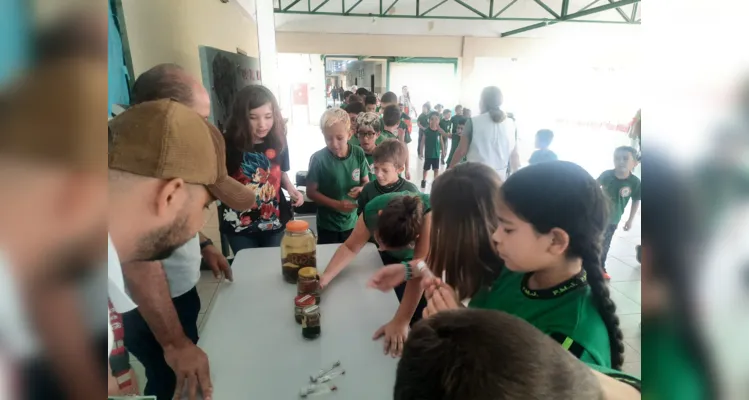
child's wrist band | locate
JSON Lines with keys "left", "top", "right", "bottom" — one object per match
{"left": 402, "top": 261, "right": 413, "bottom": 281}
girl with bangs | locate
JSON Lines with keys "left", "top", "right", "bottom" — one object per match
{"left": 220, "top": 85, "right": 305, "bottom": 253}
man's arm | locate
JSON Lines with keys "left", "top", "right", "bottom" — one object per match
{"left": 122, "top": 261, "right": 213, "bottom": 398}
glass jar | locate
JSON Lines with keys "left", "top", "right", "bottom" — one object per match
{"left": 281, "top": 220, "right": 317, "bottom": 284}
{"left": 297, "top": 267, "right": 320, "bottom": 304}
{"left": 294, "top": 294, "right": 315, "bottom": 324}
{"left": 301, "top": 305, "right": 321, "bottom": 339}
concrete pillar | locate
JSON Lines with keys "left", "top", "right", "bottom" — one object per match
{"left": 255, "top": 0, "right": 279, "bottom": 99}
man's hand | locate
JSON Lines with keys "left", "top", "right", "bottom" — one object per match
{"left": 372, "top": 319, "right": 410, "bottom": 358}
{"left": 201, "top": 244, "right": 232, "bottom": 282}
{"left": 623, "top": 220, "right": 633, "bottom": 231}
{"left": 337, "top": 200, "right": 358, "bottom": 213}
{"left": 165, "top": 341, "right": 213, "bottom": 400}
{"left": 367, "top": 263, "right": 407, "bottom": 292}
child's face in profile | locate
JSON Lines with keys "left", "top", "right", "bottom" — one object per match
{"left": 614, "top": 150, "right": 637, "bottom": 173}
{"left": 492, "top": 201, "right": 562, "bottom": 273}
{"left": 365, "top": 104, "right": 377, "bottom": 113}
{"left": 374, "top": 161, "right": 403, "bottom": 186}
{"left": 323, "top": 122, "right": 351, "bottom": 158}
{"left": 357, "top": 128, "right": 379, "bottom": 153}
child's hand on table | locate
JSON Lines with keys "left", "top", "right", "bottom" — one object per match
{"left": 373, "top": 318, "right": 409, "bottom": 358}
{"left": 335, "top": 200, "right": 358, "bottom": 213}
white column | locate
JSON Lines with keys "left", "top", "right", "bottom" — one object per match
{"left": 255, "top": 0, "right": 279, "bottom": 99}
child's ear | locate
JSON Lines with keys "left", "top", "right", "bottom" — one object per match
{"left": 378, "top": 210, "right": 383, "bottom": 216}
{"left": 547, "top": 228, "right": 570, "bottom": 256}
{"left": 397, "top": 165, "right": 405, "bottom": 174}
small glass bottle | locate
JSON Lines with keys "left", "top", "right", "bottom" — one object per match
{"left": 281, "top": 220, "right": 317, "bottom": 284}
{"left": 301, "top": 305, "right": 321, "bottom": 339}
{"left": 297, "top": 267, "right": 320, "bottom": 304}
{"left": 294, "top": 294, "right": 315, "bottom": 324}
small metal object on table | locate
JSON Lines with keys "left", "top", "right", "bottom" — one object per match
{"left": 199, "top": 244, "right": 400, "bottom": 398}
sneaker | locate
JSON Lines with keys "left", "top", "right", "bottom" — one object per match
{"left": 421, "top": 180, "right": 427, "bottom": 189}
{"left": 603, "top": 271, "right": 611, "bottom": 281}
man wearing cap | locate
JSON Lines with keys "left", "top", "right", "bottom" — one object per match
{"left": 109, "top": 98, "right": 255, "bottom": 400}
{"left": 115, "top": 63, "right": 234, "bottom": 400}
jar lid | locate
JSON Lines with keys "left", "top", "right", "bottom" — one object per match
{"left": 303, "top": 305, "right": 319, "bottom": 314}
{"left": 298, "top": 267, "right": 318, "bottom": 278}
{"left": 286, "top": 220, "right": 310, "bottom": 232}
{"left": 295, "top": 294, "right": 315, "bottom": 307}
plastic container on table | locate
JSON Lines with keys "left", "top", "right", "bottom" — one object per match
{"left": 280, "top": 220, "right": 317, "bottom": 284}
{"left": 301, "top": 305, "right": 321, "bottom": 339}
{"left": 294, "top": 294, "right": 316, "bottom": 324}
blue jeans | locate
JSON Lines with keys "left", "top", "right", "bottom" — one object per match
{"left": 226, "top": 230, "right": 285, "bottom": 255}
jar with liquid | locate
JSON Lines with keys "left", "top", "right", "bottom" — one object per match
{"left": 281, "top": 220, "right": 317, "bottom": 284}
{"left": 301, "top": 305, "right": 321, "bottom": 339}
{"left": 297, "top": 267, "right": 321, "bottom": 304}
{"left": 294, "top": 294, "right": 315, "bottom": 324}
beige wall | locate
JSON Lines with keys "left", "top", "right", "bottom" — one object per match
{"left": 121, "top": 0, "right": 259, "bottom": 78}
{"left": 276, "top": 32, "right": 638, "bottom": 66}
{"left": 121, "top": 0, "right": 260, "bottom": 252}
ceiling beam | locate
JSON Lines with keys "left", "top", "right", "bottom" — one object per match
{"left": 455, "top": 0, "right": 488, "bottom": 18}
{"left": 630, "top": 2, "right": 639, "bottom": 21}
{"left": 578, "top": 0, "right": 601, "bottom": 12}
{"left": 383, "top": 0, "right": 399, "bottom": 15}
{"left": 607, "top": 0, "right": 630, "bottom": 22}
{"left": 495, "top": 0, "right": 519, "bottom": 17}
{"left": 421, "top": 0, "right": 448, "bottom": 16}
{"left": 312, "top": 0, "right": 331, "bottom": 12}
{"left": 532, "top": 0, "right": 560, "bottom": 19}
{"left": 561, "top": 0, "right": 569, "bottom": 17}
{"left": 345, "top": 0, "right": 364, "bottom": 14}
{"left": 283, "top": 0, "right": 302, "bottom": 11}
{"left": 501, "top": 0, "right": 640, "bottom": 37}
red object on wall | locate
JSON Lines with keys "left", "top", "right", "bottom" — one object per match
{"left": 293, "top": 84, "right": 309, "bottom": 105}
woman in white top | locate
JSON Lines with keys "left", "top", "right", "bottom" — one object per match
{"left": 448, "top": 86, "right": 520, "bottom": 180}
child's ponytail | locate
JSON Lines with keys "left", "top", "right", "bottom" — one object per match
{"left": 579, "top": 240, "right": 626, "bottom": 370}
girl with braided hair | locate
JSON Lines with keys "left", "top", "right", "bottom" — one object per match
{"left": 370, "top": 161, "right": 625, "bottom": 370}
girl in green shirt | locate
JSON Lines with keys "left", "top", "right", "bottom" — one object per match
{"left": 370, "top": 162, "right": 625, "bottom": 370}
{"left": 322, "top": 192, "right": 432, "bottom": 358}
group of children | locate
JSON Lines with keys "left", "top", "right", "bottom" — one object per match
{"left": 415, "top": 103, "right": 471, "bottom": 188}
{"left": 304, "top": 87, "right": 642, "bottom": 396}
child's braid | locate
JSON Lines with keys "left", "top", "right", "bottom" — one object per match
{"left": 579, "top": 240, "right": 625, "bottom": 370}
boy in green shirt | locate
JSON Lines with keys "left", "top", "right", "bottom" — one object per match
{"left": 438, "top": 109, "right": 452, "bottom": 165}
{"left": 354, "top": 112, "right": 382, "bottom": 182}
{"left": 597, "top": 146, "right": 641, "bottom": 279}
{"left": 307, "top": 108, "right": 370, "bottom": 244}
{"left": 416, "top": 102, "right": 431, "bottom": 158}
{"left": 382, "top": 104, "right": 411, "bottom": 180}
{"left": 446, "top": 118, "right": 466, "bottom": 167}
{"left": 345, "top": 102, "right": 366, "bottom": 147}
{"left": 364, "top": 94, "right": 378, "bottom": 113}
{"left": 419, "top": 112, "right": 445, "bottom": 189}
{"left": 398, "top": 103, "right": 413, "bottom": 144}
{"left": 395, "top": 309, "right": 641, "bottom": 400}
{"left": 358, "top": 139, "right": 419, "bottom": 215}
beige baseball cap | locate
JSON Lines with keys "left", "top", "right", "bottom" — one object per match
{"left": 108, "top": 99, "right": 255, "bottom": 210}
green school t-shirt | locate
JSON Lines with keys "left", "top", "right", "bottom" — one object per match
{"left": 364, "top": 152, "right": 376, "bottom": 183}
{"left": 379, "top": 129, "right": 398, "bottom": 141}
{"left": 357, "top": 178, "right": 420, "bottom": 215}
{"left": 469, "top": 269, "right": 613, "bottom": 368}
{"left": 597, "top": 170, "right": 642, "bottom": 225}
{"left": 417, "top": 113, "right": 429, "bottom": 131}
{"left": 362, "top": 191, "right": 431, "bottom": 262}
{"left": 401, "top": 113, "right": 412, "bottom": 143}
{"left": 449, "top": 115, "right": 465, "bottom": 133}
{"left": 439, "top": 119, "right": 452, "bottom": 136}
{"left": 423, "top": 128, "right": 442, "bottom": 159}
{"left": 307, "top": 144, "right": 369, "bottom": 231}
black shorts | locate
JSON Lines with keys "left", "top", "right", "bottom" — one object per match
{"left": 423, "top": 158, "right": 440, "bottom": 171}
